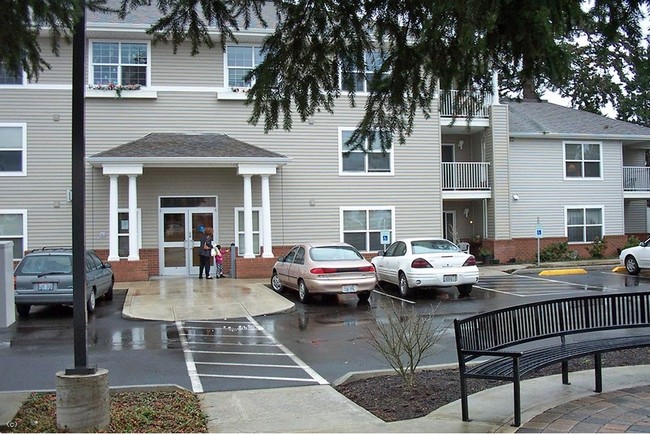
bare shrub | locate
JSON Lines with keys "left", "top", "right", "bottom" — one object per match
{"left": 366, "top": 300, "right": 447, "bottom": 389}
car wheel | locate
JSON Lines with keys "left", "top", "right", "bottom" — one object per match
{"left": 271, "top": 272, "right": 284, "bottom": 293}
{"left": 458, "top": 284, "right": 473, "bottom": 297}
{"left": 105, "top": 277, "right": 114, "bottom": 301}
{"left": 399, "top": 273, "right": 413, "bottom": 298}
{"left": 87, "top": 289, "right": 96, "bottom": 314}
{"left": 625, "top": 256, "right": 641, "bottom": 275}
{"left": 357, "top": 291, "right": 371, "bottom": 302}
{"left": 298, "top": 280, "right": 311, "bottom": 304}
{"left": 16, "top": 304, "right": 30, "bottom": 317}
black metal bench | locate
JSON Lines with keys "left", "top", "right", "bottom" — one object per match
{"left": 453, "top": 291, "right": 650, "bottom": 427}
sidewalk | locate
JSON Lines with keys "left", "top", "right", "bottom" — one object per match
{"left": 4, "top": 261, "right": 650, "bottom": 432}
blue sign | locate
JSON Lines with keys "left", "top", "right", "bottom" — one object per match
{"left": 198, "top": 225, "right": 205, "bottom": 233}
{"left": 535, "top": 227, "right": 543, "bottom": 238}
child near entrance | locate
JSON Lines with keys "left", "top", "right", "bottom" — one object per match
{"left": 214, "top": 244, "right": 229, "bottom": 278}
{"left": 199, "top": 227, "right": 214, "bottom": 279}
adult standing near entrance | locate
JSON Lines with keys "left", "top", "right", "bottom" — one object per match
{"left": 199, "top": 227, "right": 214, "bottom": 279}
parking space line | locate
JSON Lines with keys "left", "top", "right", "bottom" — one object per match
{"left": 195, "top": 361, "right": 303, "bottom": 369}
{"left": 175, "top": 320, "right": 203, "bottom": 393}
{"left": 198, "top": 373, "right": 324, "bottom": 383}
{"left": 474, "top": 285, "right": 526, "bottom": 297}
{"left": 372, "top": 289, "right": 416, "bottom": 304}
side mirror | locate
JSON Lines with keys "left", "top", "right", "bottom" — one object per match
{"left": 277, "top": 256, "right": 285, "bottom": 262}
{"left": 103, "top": 262, "right": 112, "bottom": 269}
{"left": 376, "top": 250, "right": 384, "bottom": 257}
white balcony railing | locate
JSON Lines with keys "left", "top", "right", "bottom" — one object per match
{"left": 623, "top": 166, "right": 650, "bottom": 191}
{"left": 439, "top": 90, "right": 493, "bottom": 118}
{"left": 441, "top": 162, "right": 490, "bottom": 190}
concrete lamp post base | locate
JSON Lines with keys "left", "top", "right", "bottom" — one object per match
{"left": 56, "top": 368, "right": 110, "bottom": 431}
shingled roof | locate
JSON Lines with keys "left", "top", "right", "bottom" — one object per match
{"left": 88, "top": 133, "right": 289, "bottom": 167}
{"left": 507, "top": 100, "right": 650, "bottom": 141}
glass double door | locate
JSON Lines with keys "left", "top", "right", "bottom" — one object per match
{"left": 161, "top": 207, "right": 216, "bottom": 275}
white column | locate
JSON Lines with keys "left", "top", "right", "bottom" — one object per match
{"left": 108, "top": 175, "right": 119, "bottom": 261}
{"left": 492, "top": 70, "right": 500, "bottom": 104}
{"left": 260, "top": 174, "right": 273, "bottom": 258}
{"left": 127, "top": 174, "right": 139, "bottom": 261}
{"left": 243, "top": 174, "right": 255, "bottom": 258}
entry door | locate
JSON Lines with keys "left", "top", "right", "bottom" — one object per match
{"left": 161, "top": 208, "right": 216, "bottom": 275}
{"left": 443, "top": 211, "right": 456, "bottom": 243}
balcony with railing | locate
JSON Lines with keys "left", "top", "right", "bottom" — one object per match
{"left": 439, "top": 90, "right": 493, "bottom": 119}
{"left": 623, "top": 166, "right": 650, "bottom": 198}
{"left": 441, "top": 162, "right": 491, "bottom": 198}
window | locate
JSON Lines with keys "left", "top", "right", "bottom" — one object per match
{"left": 0, "top": 124, "right": 26, "bottom": 175}
{"left": 342, "top": 208, "right": 393, "bottom": 252}
{"left": 235, "top": 208, "right": 261, "bottom": 256}
{"left": 226, "top": 46, "right": 264, "bottom": 88}
{"left": 565, "top": 142, "right": 601, "bottom": 178}
{"left": 341, "top": 51, "right": 384, "bottom": 93}
{"left": 0, "top": 210, "right": 26, "bottom": 260}
{"left": 566, "top": 207, "right": 603, "bottom": 243}
{"left": 117, "top": 209, "right": 142, "bottom": 258}
{"left": 0, "top": 63, "right": 23, "bottom": 85}
{"left": 340, "top": 129, "right": 392, "bottom": 174}
{"left": 90, "top": 42, "right": 149, "bottom": 86}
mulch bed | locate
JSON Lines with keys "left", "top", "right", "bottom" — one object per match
{"left": 334, "top": 348, "right": 650, "bottom": 422}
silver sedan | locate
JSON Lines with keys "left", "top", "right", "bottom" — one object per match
{"left": 271, "top": 242, "right": 377, "bottom": 303}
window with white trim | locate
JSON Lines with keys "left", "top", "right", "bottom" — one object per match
{"left": 342, "top": 208, "right": 393, "bottom": 252}
{"left": 117, "top": 209, "right": 142, "bottom": 258}
{"left": 564, "top": 142, "right": 601, "bottom": 178}
{"left": 0, "top": 124, "right": 26, "bottom": 175}
{"left": 340, "top": 129, "right": 392, "bottom": 174}
{"left": 0, "top": 63, "right": 23, "bottom": 85}
{"left": 341, "top": 51, "right": 384, "bottom": 93}
{"left": 226, "top": 46, "right": 264, "bottom": 88}
{"left": 566, "top": 207, "right": 603, "bottom": 243}
{"left": 0, "top": 210, "right": 26, "bottom": 260}
{"left": 90, "top": 41, "right": 149, "bottom": 86}
{"left": 235, "top": 208, "right": 261, "bottom": 256}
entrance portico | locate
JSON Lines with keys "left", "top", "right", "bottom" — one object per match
{"left": 88, "top": 133, "right": 290, "bottom": 279}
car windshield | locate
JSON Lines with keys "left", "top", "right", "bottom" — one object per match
{"left": 411, "top": 240, "right": 460, "bottom": 254}
{"left": 310, "top": 246, "right": 364, "bottom": 261}
{"left": 17, "top": 255, "right": 72, "bottom": 275}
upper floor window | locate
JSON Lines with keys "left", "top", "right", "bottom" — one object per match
{"left": 0, "top": 63, "right": 23, "bottom": 85}
{"left": 90, "top": 42, "right": 149, "bottom": 86}
{"left": 0, "top": 210, "right": 26, "bottom": 260}
{"left": 0, "top": 124, "right": 26, "bottom": 175}
{"left": 340, "top": 129, "right": 392, "bottom": 174}
{"left": 341, "top": 208, "right": 393, "bottom": 252}
{"left": 341, "top": 51, "right": 384, "bottom": 93}
{"left": 226, "top": 46, "right": 264, "bottom": 88}
{"left": 566, "top": 207, "right": 603, "bottom": 243}
{"left": 565, "top": 142, "right": 601, "bottom": 178}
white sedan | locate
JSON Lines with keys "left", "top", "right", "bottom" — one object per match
{"left": 371, "top": 238, "right": 479, "bottom": 297}
{"left": 619, "top": 238, "right": 650, "bottom": 275}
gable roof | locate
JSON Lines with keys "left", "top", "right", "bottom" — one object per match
{"left": 87, "top": 133, "right": 290, "bottom": 168}
{"left": 507, "top": 100, "right": 650, "bottom": 142}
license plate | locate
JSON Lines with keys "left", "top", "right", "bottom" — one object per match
{"left": 38, "top": 283, "right": 54, "bottom": 291}
{"left": 342, "top": 285, "right": 357, "bottom": 293}
{"left": 443, "top": 275, "right": 457, "bottom": 283}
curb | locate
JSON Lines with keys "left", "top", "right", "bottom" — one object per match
{"left": 612, "top": 266, "right": 627, "bottom": 273}
{"left": 539, "top": 268, "right": 587, "bottom": 276}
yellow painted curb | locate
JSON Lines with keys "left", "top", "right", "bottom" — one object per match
{"left": 539, "top": 268, "right": 587, "bottom": 276}
{"left": 612, "top": 266, "right": 627, "bottom": 273}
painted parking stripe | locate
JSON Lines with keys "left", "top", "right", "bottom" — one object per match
{"left": 175, "top": 320, "right": 203, "bottom": 393}
{"left": 176, "top": 316, "right": 328, "bottom": 392}
{"left": 475, "top": 275, "right": 604, "bottom": 297}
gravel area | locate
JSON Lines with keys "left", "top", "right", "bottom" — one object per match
{"left": 334, "top": 348, "right": 650, "bottom": 422}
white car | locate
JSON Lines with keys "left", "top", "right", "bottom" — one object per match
{"left": 371, "top": 238, "right": 479, "bottom": 297}
{"left": 619, "top": 238, "right": 650, "bottom": 275}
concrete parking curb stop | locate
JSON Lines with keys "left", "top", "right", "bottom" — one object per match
{"left": 538, "top": 268, "right": 587, "bottom": 276}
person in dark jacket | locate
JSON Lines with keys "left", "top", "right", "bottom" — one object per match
{"left": 198, "top": 227, "right": 214, "bottom": 279}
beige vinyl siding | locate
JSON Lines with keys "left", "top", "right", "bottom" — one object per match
{"left": 31, "top": 41, "right": 73, "bottom": 85}
{"left": 0, "top": 90, "right": 73, "bottom": 247}
{"left": 151, "top": 43, "right": 223, "bottom": 87}
{"left": 81, "top": 92, "right": 442, "bottom": 250}
{"left": 508, "top": 138, "right": 625, "bottom": 238}
{"left": 486, "top": 103, "right": 510, "bottom": 240}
